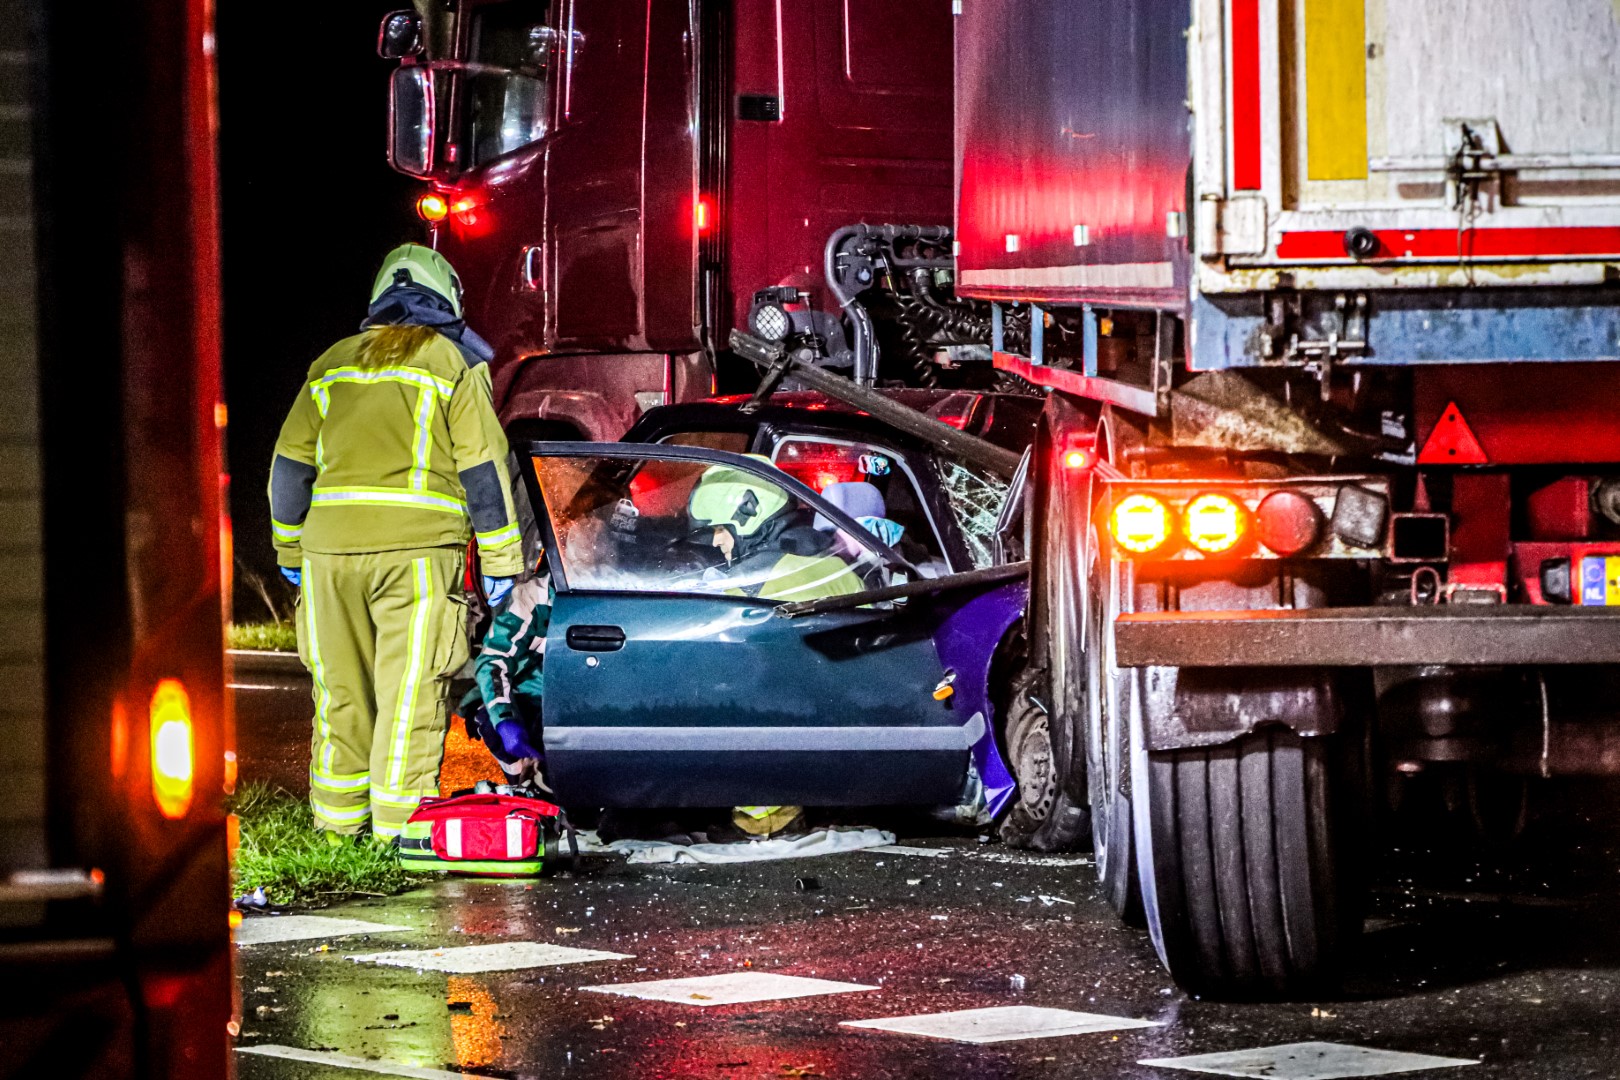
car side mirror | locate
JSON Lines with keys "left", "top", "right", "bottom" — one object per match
{"left": 377, "top": 10, "right": 424, "bottom": 58}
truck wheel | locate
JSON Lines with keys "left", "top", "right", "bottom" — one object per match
{"left": 1131, "top": 681, "right": 1363, "bottom": 999}
{"left": 1083, "top": 529, "right": 1141, "bottom": 921}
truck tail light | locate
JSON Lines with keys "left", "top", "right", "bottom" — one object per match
{"left": 1110, "top": 494, "right": 1172, "bottom": 554}
{"left": 416, "top": 192, "right": 448, "bottom": 222}
{"left": 150, "top": 679, "right": 195, "bottom": 820}
{"left": 1184, "top": 492, "right": 1249, "bottom": 554}
{"left": 1255, "top": 490, "right": 1323, "bottom": 555}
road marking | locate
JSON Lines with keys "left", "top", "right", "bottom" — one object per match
{"left": 236, "top": 916, "right": 411, "bottom": 947}
{"left": 347, "top": 942, "right": 631, "bottom": 973}
{"left": 1139, "top": 1041, "right": 1478, "bottom": 1079}
{"left": 584, "top": 971, "right": 877, "bottom": 1007}
{"left": 238, "top": 1045, "right": 491, "bottom": 1078}
{"left": 868, "top": 845, "right": 952, "bottom": 858}
{"left": 842, "top": 1005, "right": 1163, "bottom": 1044}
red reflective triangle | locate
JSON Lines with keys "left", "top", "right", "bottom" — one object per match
{"left": 1417, "top": 401, "right": 1488, "bottom": 465}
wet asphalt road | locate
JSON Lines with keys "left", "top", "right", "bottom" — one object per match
{"left": 231, "top": 804, "right": 1620, "bottom": 1080}
{"left": 231, "top": 669, "right": 1620, "bottom": 1079}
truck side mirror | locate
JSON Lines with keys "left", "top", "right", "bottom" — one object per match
{"left": 388, "top": 65, "right": 437, "bottom": 177}
{"left": 377, "top": 10, "right": 424, "bottom": 59}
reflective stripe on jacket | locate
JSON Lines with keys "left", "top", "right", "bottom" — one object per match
{"left": 269, "top": 330, "right": 523, "bottom": 576}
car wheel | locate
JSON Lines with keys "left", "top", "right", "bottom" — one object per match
{"left": 1131, "top": 674, "right": 1366, "bottom": 999}
{"left": 997, "top": 668, "right": 1088, "bottom": 850}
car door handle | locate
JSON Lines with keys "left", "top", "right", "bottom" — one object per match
{"left": 566, "top": 625, "right": 626, "bottom": 652}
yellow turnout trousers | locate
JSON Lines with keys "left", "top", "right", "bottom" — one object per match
{"left": 297, "top": 546, "right": 470, "bottom": 837}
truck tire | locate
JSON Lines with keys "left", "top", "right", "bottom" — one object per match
{"left": 1083, "top": 527, "right": 1141, "bottom": 922}
{"left": 1131, "top": 681, "right": 1362, "bottom": 999}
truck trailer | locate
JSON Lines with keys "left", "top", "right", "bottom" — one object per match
{"left": 953, "top": 0, "right": 1620, "bottom": 998}
{"left": 377, "top": 0, "right": 963, "bottom": 440}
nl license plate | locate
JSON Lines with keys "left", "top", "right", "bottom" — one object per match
{"left": 1579, "top": 555, "right": 1620, "bottom": 605}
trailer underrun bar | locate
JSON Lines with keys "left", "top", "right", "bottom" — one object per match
{"left": 1115, "top": 605, "right": 1620, "bottom": 668}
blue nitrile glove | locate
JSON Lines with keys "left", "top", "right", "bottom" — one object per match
{"left": 482, "top": 575, "right": 514, "bottom": 607}
{"left": 279, "top": 567, "right": 301, "bottom": 587}
{"left": 495, "top": 720, "right": 540, "bottom": 762}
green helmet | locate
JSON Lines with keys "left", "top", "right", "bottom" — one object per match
{"left": 370, "top": 242, "right": 464, "bottom": 317}
{"left": 688, "top": 459, "right": 790, "bottom": 539}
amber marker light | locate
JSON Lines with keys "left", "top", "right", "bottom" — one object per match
{"left": 1184, "top": 492, "right": 1249, "bottom": 554}
{"left": 150, "top": 678, "right": 195, "bottom": 820}
{"left": 1109, "top": 493, "right": 1172, "bottom": 554}
{"left": 416, "top": 192, "right": 449, "bottom": 222}
{"left": 1063, "top": 447, "right": 1095, "bottom": 470}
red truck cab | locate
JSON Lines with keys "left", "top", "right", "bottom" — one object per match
{"left": 381, "top": 0, "right": 953, "bottom": 440}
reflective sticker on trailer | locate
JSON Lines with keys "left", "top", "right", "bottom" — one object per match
{"left": 1579, "top": 556, "right": 1620, "bottom": 606}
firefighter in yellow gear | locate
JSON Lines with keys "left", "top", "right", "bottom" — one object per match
{"left": 269, "top": 244, "right": 524, "bottom": 840}
{"left": 687, "top": 460, "right": 866, "bottom": 837}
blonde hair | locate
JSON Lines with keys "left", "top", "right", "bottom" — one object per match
{"left": 356, "top": 324, "right": 439, "bottom": 369}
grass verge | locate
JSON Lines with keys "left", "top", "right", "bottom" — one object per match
{"left": 228, "top": 621, "right": 298, "bottom": 652}
{"left": 232, "top": 783, "right": 417, "bottom": 905}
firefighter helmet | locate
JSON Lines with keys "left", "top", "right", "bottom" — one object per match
{"left": 370, "top": 243, "right": 464, "bottom": 317}
{"left": 688, "top": 459, "right": 790, "bottom": 539}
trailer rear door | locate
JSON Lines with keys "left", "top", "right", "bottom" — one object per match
{"left": 1198, "top": 0, "right": 1620, "bottom": 284}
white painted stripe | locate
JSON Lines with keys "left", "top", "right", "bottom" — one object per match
{"left": 867, "top": 844, "right": 952, "bottom": 858}
{"left": 842, "top": 1005, "right": 1161, "bottom": 1044}
{"left": 347, "top": 942, "right": 632, "bottom": 973}
{"left": 1139, "top": 1041, "right": 1479, "bottom": 1079}
{"left": 237, "top": 1045, "right": 484, "bottom": 1079}
{"left": 235, "top": 915, "right": 410, "bottom": 947}
{"left": 584, "top": 971, "right": 876, "bottom": 1007}
{"left": 960, "top": 261, "right": 1175, "bottom": 290}
{"left": 446, "top": 818, "right": 462, "bottom": 859}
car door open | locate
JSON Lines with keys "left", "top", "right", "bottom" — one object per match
{"left": 520, "top": 441, "right": 993, "bottom": 809}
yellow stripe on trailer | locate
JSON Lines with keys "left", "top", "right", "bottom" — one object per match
{"left": 1304, "top": 0, "right": 1369, "bottom": 181}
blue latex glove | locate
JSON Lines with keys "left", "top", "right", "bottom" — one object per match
{"left": 495, "top": 720, "right": 540, "bottom": 763}
{"left": 482, "top": 575, "right": 514, "bottom": 607}
{"left": 279, "top": 567, "right": 301, "bottom": 587}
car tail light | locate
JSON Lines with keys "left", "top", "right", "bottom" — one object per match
{"left": 695, "top": 195, "right": 714, "bottom": 234}
{"left": 416, "top": 192, "right": 448, "bottom": 222}
{"left": 150, "top": 679, "right": 194, "bottom": 819}
{"left": 1184, "top": 492, "right": 1249, "bottom": 554}
{"left": 1255, "top": 489, "right": 1323, "bottom": 555}
{"left": 1110, "top": 494, "right": 1172, "bottom": 554}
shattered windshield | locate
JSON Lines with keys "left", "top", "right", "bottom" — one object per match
{"left": 532, "top": 455, "right": 888, "bottom": 601}
{"left": 940, "top": 462, "right": 1009, "bottom": 569}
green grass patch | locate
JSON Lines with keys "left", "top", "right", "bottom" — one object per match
{"left": 228, "top": 621, "right": 298, "bottom": 652}
{"left": 232, "top": 783, "right": 417, "bottom": 905}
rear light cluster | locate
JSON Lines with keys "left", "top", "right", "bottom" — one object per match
{"left": 1104, "top": 481, "right": 1386, "bottom": 560}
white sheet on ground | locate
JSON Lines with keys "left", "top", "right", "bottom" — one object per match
{"left": 578, "top": 826, "right": 896, "bottom": 864}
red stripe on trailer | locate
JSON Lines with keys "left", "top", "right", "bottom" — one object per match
{"left": 1230, "top": 0, "right": 1263, "bottom": 191}
{"left": 1276, "top": 226, "right": 1620, "bottom": 260}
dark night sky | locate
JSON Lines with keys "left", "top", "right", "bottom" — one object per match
{"left": 217, "top": 3, "right": 419, "bottom": 617}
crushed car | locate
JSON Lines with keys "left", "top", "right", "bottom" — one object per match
{"left": 509, "top": 389, "right": 1059, "bottom": 838}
